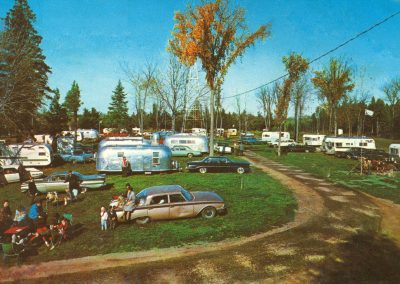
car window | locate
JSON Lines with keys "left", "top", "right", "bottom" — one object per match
{"left": 169, "top": 194, "right": 186, "bottom": 203}
{"left": 180, "top": 189, "right": 193, "bottom": 201}
{"left": 149, "top": 195, "right": 169, "bottom": 205}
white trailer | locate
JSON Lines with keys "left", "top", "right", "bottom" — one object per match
{"left": 192, "top": 128, "right": 207, "bottom": 136}
{"left": 216, "top": 128, "right": 224, "bottom": 136}
{"left": 389, "top": 144, "right": 400, "bottom": 161}
{"left": 261, "top": 131, "right": 290, "bottom": 142}
{"left": 227, "top": 128, "right": 237, "bottom": 136}
{"left": 322, "top": 136, "right": 376, "bottom": 155}
{"left": 164, "top": 134, "right": 209, "bottom": 153}
{"left": 77, "top": 129, "right": 99, "bottom": 140}
{"left": 303, "top": 134, "right": 326, "bottom": 147}
{"left": 99, "top": 137, "right": 151, "bottom": 149}
{"left": 8, "top": 143, "right": 53, "bottom": 166}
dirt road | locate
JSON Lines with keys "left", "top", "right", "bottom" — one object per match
{"left": 2, "top": 151, "right": 400, "bottom": 283}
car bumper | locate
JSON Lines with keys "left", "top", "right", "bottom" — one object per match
{"left": 218, "top": 207, "right": 228, "bottom": 215}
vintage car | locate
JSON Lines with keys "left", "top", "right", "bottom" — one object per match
{"left": 2, "top": 165, "right": 44, "bottom": 184}
{"left": 59, "top": 149, "right": 94, "bottom": 163}
{"left": 110, "top": 185, "right": 226, "bottom": 224}
{"left": 214, "top": 142, "right": 232, "bottom": 154}
{"left": 186, "top": 156, "right": 250, "bottom": 174}
{"left": 270, "top": 139, "right": 296, "bottom": 147}
{"left": 282, "top": 143, "right": 316, "bottom": 153}
{"left": 171, "top": 145, "right": 202, "bottom": 158}
{"left": 21, "top": 171, "right": 106, "bottom": 193}
{"left": 335, "top": 148, "right": 389, "bottom": 161}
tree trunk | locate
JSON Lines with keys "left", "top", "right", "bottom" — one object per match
{"left": 277, "top": 124, "right": 282, "bottom": 157}
{"left": 209, "top": 89, "right": 215, "bottom": 156}
{"left": 334, "top": 108, "right": 338, "bottom": 136}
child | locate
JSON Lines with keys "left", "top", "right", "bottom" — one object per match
{"left": 100, "top": 206, "right": 108, "bottom": 231}
{"left": 108, "top": 206, "right": 118, "bottom": 230}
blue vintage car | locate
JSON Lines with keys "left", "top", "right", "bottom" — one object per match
{"left": 59, "top": 149, "right": 94, "bottom": 163}
{"left": 171, "top": 145, "right": 202, "bottom": 158}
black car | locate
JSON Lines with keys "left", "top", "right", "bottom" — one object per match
{"left": 282, "top": 144, "right": 316, "bottom": 153}
{"left": 187, "top": 156, "right": 250, "bottom": 174}
{"left": 335, "top": 148, "right": 389, "bottom": 161}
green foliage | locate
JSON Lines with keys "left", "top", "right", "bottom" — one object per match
{"left": 44, "top": 89, "right": 68, "bottom": 135}
{"left": 105, "top": 80, "right": 129, "bottom": 129}
{"left": 64, "top": 81, "right": 82, "bottom": 130}
{"left": 0, "top": 0, "right": 50, "bottom": 133}
{"left": 79, "top": 108, "right": 102, "bottom": 129}
{"left": 0, "top": 160, "right": 296, "bottom": 263}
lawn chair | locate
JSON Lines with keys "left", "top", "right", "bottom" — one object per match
{"left": 1, "top": 243, "right": 21, "bottom": 264}
{"left": 63, "top": 213, "right": 73, "bottom": 225}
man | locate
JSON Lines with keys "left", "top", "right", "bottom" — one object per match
{"left": 0, "top": 166, "right": 7, "bottom": 188}
{"left": 121, "top": 157, "right": 132, "bottom": 177}
{"left": 18, "top": 163, "right": 30, "bottom": 182}
{"left": 28, "top": 200, "right": 45, "bottom": 230}
{"left": 27, "top": 175, "right": 39, "bottom": 204}
{"left": 64, "top": 170, "right": 80, "bottom": 204}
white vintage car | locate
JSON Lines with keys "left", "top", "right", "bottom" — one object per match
{"left": 2, "top": 165, "right": 44, "bottom": 184}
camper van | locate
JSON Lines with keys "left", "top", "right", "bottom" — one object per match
{"left": 98, "top": 137, "right": 150, "bottom": 149}
{"left": 322, "top": 136, "right": 376, "bottom": 155}
{"left": 389, "top": 144, "right": 400, "bottom": 162}
{"left": 261, "top": 131, "right": 290, "bottom": 143}
{"left": 192, "top": 128, "right": 207, "bottom": 136}
{"left": 303, "top": 134, "right": 326, "bottom": 147}
{"left": 8, "top": 143, "right": 53, "bottom": 166}
{"left": 163, "top": 134, "right": 209, "bottom": 153}
{"left": 77, "top": 129, "right": 99, "bottom": 140}
{"left": 227, "top": 129, "right": 237, "bottom": 136}
{"left": 96, "top": 145, "right": 180, "bottom": 173}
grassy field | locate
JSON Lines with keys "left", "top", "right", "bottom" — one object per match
{"left": 0, "top": 156, "right": 296, "bottom": 263}
{"left": 250, "top": 145, "right": 400, "bottom": 204}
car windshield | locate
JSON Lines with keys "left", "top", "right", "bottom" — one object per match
{"left": 181, "top": 188, "right": 193, "bottom": 201}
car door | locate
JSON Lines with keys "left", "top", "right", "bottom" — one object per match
{"left": 5, "top": 168, "right": 20, "bottom": 183}
{"left": 46, "top": 174, "right": 69, "bottom": 193}
{"left": 147, "top": 194, "right": 170, "bottom": 220}
{"left": 169, "top": 193, "right": 194, "bottom": 218}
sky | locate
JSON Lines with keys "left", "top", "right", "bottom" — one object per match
{"left": 1, "top": 0, "right": 399, "bottom": 116}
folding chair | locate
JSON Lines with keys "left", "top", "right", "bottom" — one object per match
{"left": 63, "top": 213, "right": 73, "bottom": 225}
{"left": 1, "top": 243, "right": 21, "bottom": 264}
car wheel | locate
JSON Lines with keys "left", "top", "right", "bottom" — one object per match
{"left": 199, "top": 167, "right": 207, "bottom": 174}
{"left": 187, "top": 153, "right": 193, "bottom": 158}
{"left": 237, "top": 167, "right": 245, "bottom": 174}
{"left": 201, "top": 206, "right": 217, "bottom": 219}
{"left": 136, "top": 217, "right": 150, "bottom": 225}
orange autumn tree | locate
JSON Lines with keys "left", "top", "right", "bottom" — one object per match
{"left": 169, "top": 0, "right": 269, "bottom": 155}
{"left": 275, "top": 53, "right": 308, "bottom": 156}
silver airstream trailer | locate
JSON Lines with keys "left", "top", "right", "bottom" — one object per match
{"left": 96, "top": 145, "right": 180, "bottom": 173}
{"left": 163, "top": 134, "right": 209, "bottom": 153}
{"left": 98, "top": 137, "right": 151, "bottom": 148}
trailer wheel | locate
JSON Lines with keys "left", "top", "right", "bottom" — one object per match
{"left": 199, "top": 167, "right": 207, "bottom": 174}
{"left": 187, "top": 153, "right": 193, "bottom": 158}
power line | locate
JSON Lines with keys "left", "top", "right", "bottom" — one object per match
{"left": 224, "top": 10, "right": 400, "bottom": 99}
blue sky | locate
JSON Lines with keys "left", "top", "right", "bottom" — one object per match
{"left": 1, "top": 0, "right": 399, "bottom": 115}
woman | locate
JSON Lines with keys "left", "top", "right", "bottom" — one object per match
{"left": 123, "top": 183, "right": 135, "bottom": 222}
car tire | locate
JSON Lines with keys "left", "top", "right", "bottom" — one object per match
{"left": 187, "top": 153, "right": 193, "bottom": 158}
{"left": 237, "top": 167, "right": 245, "bottom": 174}
{"left": 201, "top": 206, "right": 217, "bottom": 219}
{"left": 136, "top": 217, "right": 150, "bottom": 225}
{"left": 199, "top": 167, "right": 207, "bottom": 174}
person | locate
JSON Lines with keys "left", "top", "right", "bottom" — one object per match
{"left": 0, "top": 166, "right": 7, "bottom": 188}
{"left": 18, "top": 163, "right": 30, "bottom": 182}
{"left": 28, "top": 200, "right": 45, "bottom": 230}
{"left": 13, "top": 206, "right": 27, "bottom": 226}
{"left": 121, "top": 157, "right": 132, "bottom": 177}
{"left": 64, "top": 170, "right": 80, "bottom": 204}
{"left": 100, "top": 206, "right": 108, "bottom": 230}
{"left": 27, "top": 175, "right": 39, "bottom": 204}
{"left": 123, "top": 184, "right": 135, "bottom": 222}
{"left": 108, "top": 206, "right": 118, "bottom": 230}
{"left": 239, "top": 142, "right": 244, "bottom": 156}
{"left": 0, "top": 204, "right": 13, "bottom": 235}
{"left": 2, "top": 200, "right": 12, "bottom": 221}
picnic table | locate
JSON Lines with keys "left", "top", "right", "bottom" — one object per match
{"left": 3, "top": 226, "right": 29, "bottom": 235}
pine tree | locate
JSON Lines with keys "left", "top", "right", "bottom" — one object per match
{"left": 107, "top": 80, "right": 129, "bottom": 129}
{"left": 64, "top": 81, "right": 82, "bottom": 131}
{"left": 0, "top": 0, "right": 51, "bottom": 132}
{"left": 45, "top": 89, "right": 68, "bottom": 135}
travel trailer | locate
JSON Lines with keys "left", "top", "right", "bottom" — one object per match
{"left": 227, "top": 129, "right": 237, "bottom": 136}
{"left": 321, "top": 136, "right": 376, "bottom": 155}
{"left": 163, "top": 134, "right": 209, "bottom": 153}
{"left": 96, "top": 145, "right": 180, "bottom": 173}
{"left": 261, "top": 131, "right": 290, "bottom": 143}
{"left": 132, "top": 127, "right": 142, "bottom": 136}
{"left": 216, "top": 128, "right": 224, "bottom": 136}
{"left": 98, "top": 137, "right": 151, "bottom": 149}
{"left": 77, "top": 129, "right": 99, "bottom": 140}
{"left": 192, "top": 128, "right": 207, "bottom": 136}
{"left": 61, "top": 130, "right": 83, "bottom": 141}
{"left": 389, "top": 144, "right": 400, "bottom": 162}
{"left": 34, "top": 134, "right": 53, "bottom": 144}
{"left": 8, "top": 143, "right": 53, "bottom": 166}
{"left": 303, "top": 134, "right": 326, "bottom": 147}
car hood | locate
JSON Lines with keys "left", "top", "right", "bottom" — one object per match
{"left": 81, "top": 174, "right": 106, "bottom": 180}
{"left": 192, "top": 191, "right": 224, "bottom": 202}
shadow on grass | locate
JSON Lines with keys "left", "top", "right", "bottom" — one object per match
{"left": 315, "top": 232, "right": 400, "bottom": 283}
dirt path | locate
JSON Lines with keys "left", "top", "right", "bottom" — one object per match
{"left": 2, "top": 151, "right": 400, "bottom": 283}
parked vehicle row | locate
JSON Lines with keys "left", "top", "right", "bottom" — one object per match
{"left": 334, "top": 147, "right": 390, "bottom": 161}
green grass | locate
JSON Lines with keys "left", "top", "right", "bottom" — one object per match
{"left": 0, "top": 156, "right": 296, "bottom": 263}
{"left": 374, "top": 138, "right": 400, "bottom": 150}
{"left": 252, "top": 145, "right": 400, "bottom": 204}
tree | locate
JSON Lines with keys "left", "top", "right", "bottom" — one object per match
{"left": 0, "top": 0, "right": 51, "bottom": 133}
{"left": 382, "top": 77, "right": 400, "bottom": 138}
{"left": 312, "top": 59, "right": 354, "bottom": 135}
{"left": 169, "top": 0, "right": 269, "bottom": 155}
{"left": 154, "top": 57, "right": 190, "bottom": 131}
{"left": 275, "top": 53, "right": 308, "bottom": 156}
{"left": 257, "top": 86, "right": 276, "bottom": 131}
{"left": 80, "top": 108, "right": 102, "bottom": 129}
{"left": 291, "top": 77, "right": 309, "bottom": 141}
{"left": 106, "top": 80, "right": 129, "bottom": 129}
{"left": 64, "top": 81, "right": 82, "bottom": 132}
{"left": 45, "top": 89, "right": 68, "bottom": 135}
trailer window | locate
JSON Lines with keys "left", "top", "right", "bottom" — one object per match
{"left": 359, "top": 142, "right": 367, "bottom": 147}
{"left": 179, "top": 140, "right": 187, "bottom": 144}
{"left": 38, "top": 152, "right": 46, "bottom": 156}
{"left": 152, "top": 152, "right": 160, "bottom": 165}
{"left": 335, "top": 143, "right": 343, "bottom": 148}
{"left": 117, "top": 152, "right": 124, "bottom": 157}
